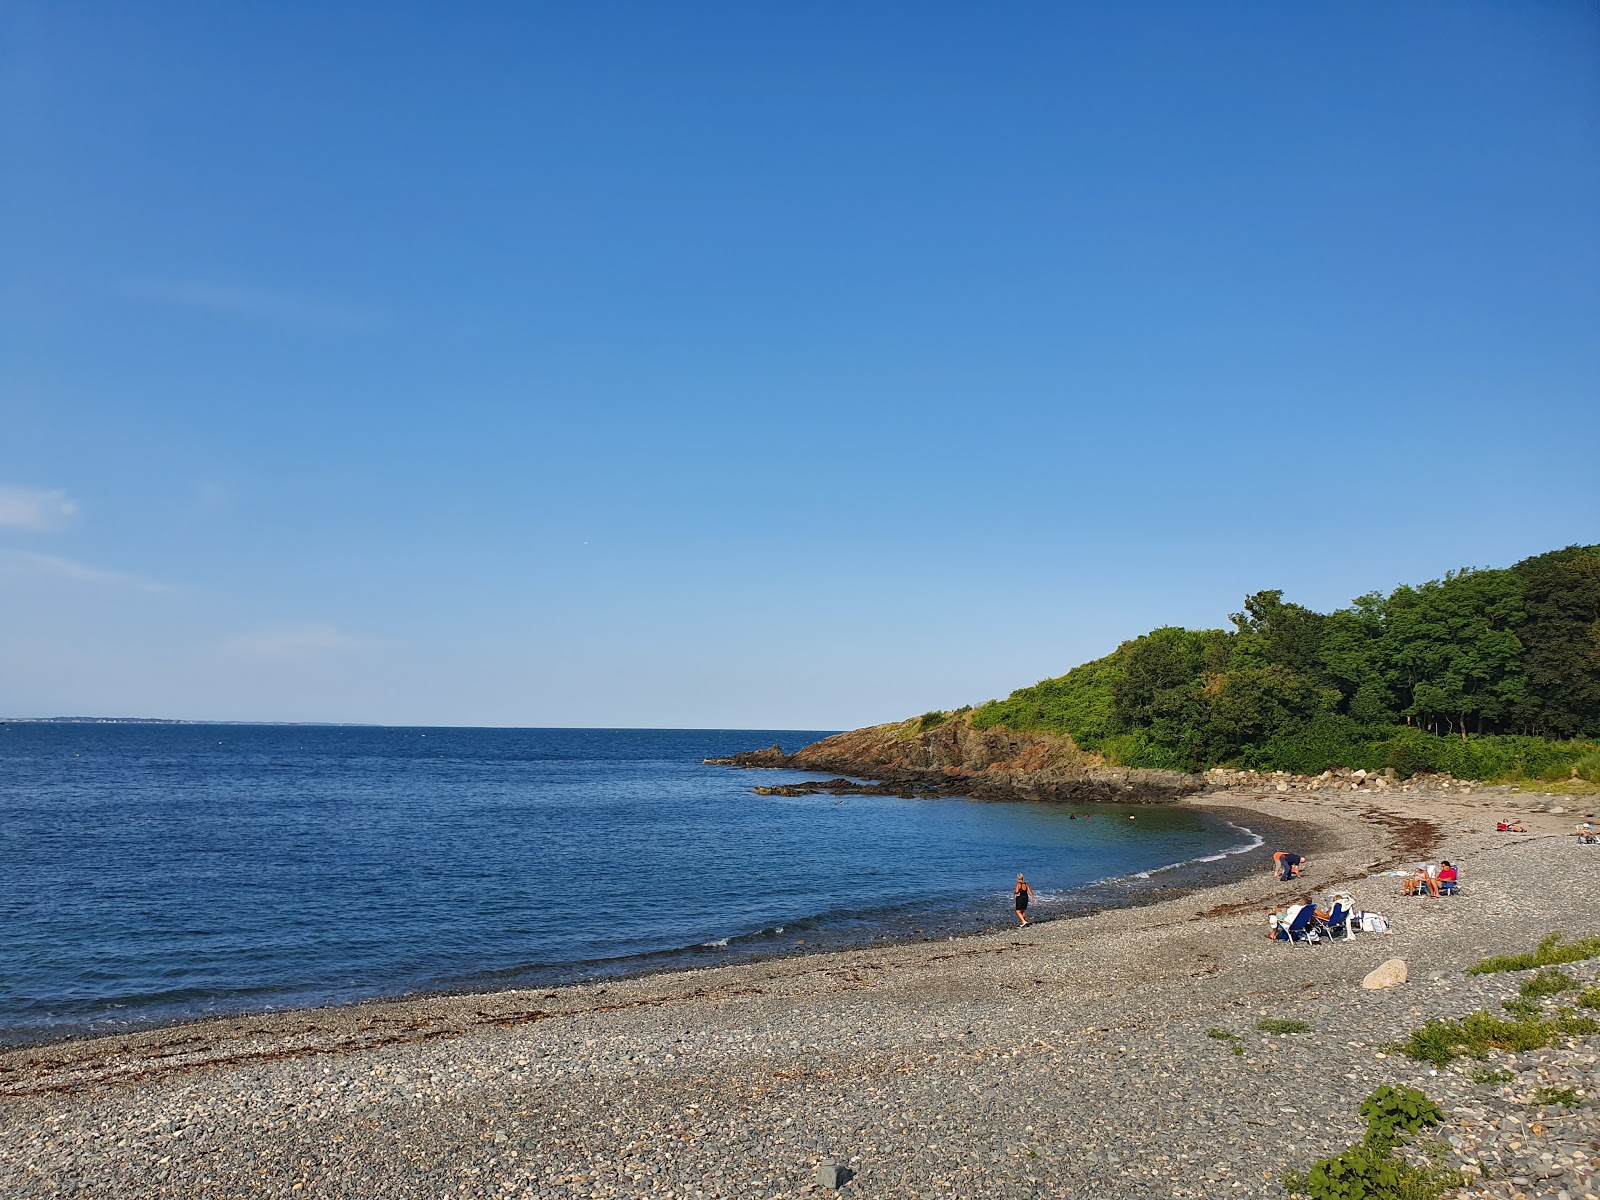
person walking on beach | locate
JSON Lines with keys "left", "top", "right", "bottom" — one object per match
{"left": 1013, "top": 873, "right": 1036, "bottom": 926}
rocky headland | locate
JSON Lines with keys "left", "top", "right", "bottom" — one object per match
{"left": 706, "top": 713, "right": 1204, "bottom": 803}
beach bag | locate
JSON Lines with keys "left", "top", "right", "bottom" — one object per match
{"left": 1359, "top": 912, "right": 1389, "bottom": 934}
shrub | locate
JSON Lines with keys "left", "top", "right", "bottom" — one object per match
{"left": 1469, "top": 933, "right": 1600, "bottom": 975}
{"left": 1396, "top": 1009, "right": 1600, "bottom": 1066}
{"left": 1577, "top": 987, "right": 1600, "bottom": 1009}
{"left": 1205, "top": 1027, "right": 1239, "bottom": 1040}
{"left": 1520, "top": 968, "right": 1577, "bottom": 998}
{"left": 1284, "top": 1086, "right": 1459, "bottom": 1200}
{"left": 1359, "top": 1085, "right": 1441, "bottom": 1145}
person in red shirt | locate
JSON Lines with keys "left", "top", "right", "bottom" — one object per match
{"left": 1437, "top": 861, "right": 1459, "bottom": 895}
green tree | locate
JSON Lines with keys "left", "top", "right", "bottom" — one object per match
{"left": 1382, "top": 569, "right": 1526, "bottom": 737}
{"left": 1513, "top": 545, "right": 1600, "bottom": 737}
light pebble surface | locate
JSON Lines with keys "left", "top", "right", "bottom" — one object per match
{"left": 2, "top": 786, "right": 1598, "bottom": 1199}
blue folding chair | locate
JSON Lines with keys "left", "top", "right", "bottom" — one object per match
{"left": 1316, "top": 901, "right": 1353, "bottom": 940}
{"left": 1275, "top": 904, "right": 1317, "bottom": 946}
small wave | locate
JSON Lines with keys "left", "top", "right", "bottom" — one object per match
{"left": 1082, "top": 820, "right": 1266, "bottom": 888}
{"left": 700, "top": 938, "right": 730, "bottom": 948}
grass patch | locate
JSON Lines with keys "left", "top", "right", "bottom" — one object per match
{"left": 1257, "top": 1018, "right": 1310, "bottom": 1035}
{"left": 1501, "top": 998, "right": 1542, "bottom": 1018}
{"left": 1532, "top": 1085, "right": 1583, "bottom": 1107}
{"left": 1205, "top": 1027, "right": 1240, "bottom": 1040}
{"left": 1469, "top": 933, "right": 1600, "bottom": 975}
{"left": 1470, "top": 1067, "right": 1514, "bottom": 1085}
{"left": 1520, "top": 968, "right": 1578, "bottom": 998}
{"left": 1578, "top": 987, "right": 1600, "bottom": 1009}
{"left": 1396, "top": 1009, "right": 1600, "bottom": 1067}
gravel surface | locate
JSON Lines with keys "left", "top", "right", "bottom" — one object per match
{"left": 2, "top": 787, "right": 1597, "bottom": 1199}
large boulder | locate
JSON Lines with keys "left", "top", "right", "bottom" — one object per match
{"left": 1362, "top": 959, "right": 1408, "bottom": 990}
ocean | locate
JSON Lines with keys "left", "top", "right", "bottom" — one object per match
{"left": 0, "top": 723, "right": 1259, "bottom": 1045}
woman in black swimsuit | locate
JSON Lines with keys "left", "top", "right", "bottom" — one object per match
{"left": 1013, "top": 873, "right": 1035, "bottom": 926}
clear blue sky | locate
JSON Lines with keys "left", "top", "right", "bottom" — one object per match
{"left": 2, "top": 2, "right": 1597, "bottom": 727}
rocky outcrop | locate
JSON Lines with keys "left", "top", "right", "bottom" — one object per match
{"left": 706, "top": 714, "right": 1205, "bottom": 804}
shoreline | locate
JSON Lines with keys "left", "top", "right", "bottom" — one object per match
{"left": 5, "top": 786, "right": 1596, "bottom": 1198}
{"left": 0, "top": 800, "right": 1307, "bottom": 1055}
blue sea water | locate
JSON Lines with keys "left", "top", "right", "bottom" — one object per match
{"left": 0, "top": 724, "right": 1256, "bottom": 1044}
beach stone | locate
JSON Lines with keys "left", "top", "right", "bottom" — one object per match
{"left": 1363, "top": 959, "right": 1408, "bottom": 989}
{"left": 817, "top": 1159, "right": 849, "bottom": 1189}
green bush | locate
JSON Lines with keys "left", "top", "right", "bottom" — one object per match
{"left": 1359, "top": 1085, "right": 1442, "bottom": 1145}
{"left": 1521, "top": 968, "right": 1577, "bottom": 998}
{"left": 1384, "top": 728, "right": 1447, "bottom": 779}
{"left": 1396, "top": 1009, "right": 1600, "bottom": 1066}
{"left": 1469, "top": 933, "right": 1600, "bottom": 975}
{"left": 1249, "top": 714, "right": 1388, "bottom": 776}
{"left": 1285, "top": 1086, "right": 1458, "bottom": 1200}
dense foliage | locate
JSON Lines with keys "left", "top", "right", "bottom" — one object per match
{"left": 971, "top": 544, "right": 1600, "bottom": 778}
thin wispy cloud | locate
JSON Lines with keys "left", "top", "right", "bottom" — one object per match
{"left": 116, "top": 279, "right": 375, "bottom": 332}
{"left": 0, "top": 550, "right": 172, "bottom": 593}
{"left": 0, "top": 486, "right": 78, "bottom": 531}
{"left": 223, "top": 625, "right": 378, "bottom": 659}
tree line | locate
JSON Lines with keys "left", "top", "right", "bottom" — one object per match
{"left": 970, "top": 544, "right": 1600, "bottom": 781}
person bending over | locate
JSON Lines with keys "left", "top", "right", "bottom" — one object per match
{"left": 1273, "top": 851, "right": 1307, "bottom": 881}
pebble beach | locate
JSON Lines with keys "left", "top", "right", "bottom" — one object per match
{"left": 3, "top": 785, "right": 1598, "bottom": 1200}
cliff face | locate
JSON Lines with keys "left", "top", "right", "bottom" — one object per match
{"left": 713, "top": 714, "right": 1204, "bottom": 804}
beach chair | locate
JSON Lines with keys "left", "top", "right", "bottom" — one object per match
{"left": 1316, "top": 901, "right": 1354, "bottom": 940}
{"left": 1276, "top": 904, "right": 1317, "bottom": 946}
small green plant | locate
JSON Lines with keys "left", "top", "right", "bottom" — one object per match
{"left": 1284, "top": 1086, "right": 1461, "bottom": 1200}
{"left": 1359, "top": 1085, "right": 1442, "bottom": 1144}
{"left": 1532, "top": 1085, "right": 1582, "bottom": 1107}
{"left": 1469, "top": 933, "right": 1600, "bottom": 975}
{"left": 1520, "top": 968, "right": 1577, "bottom": 998}
{"left": 1470, "top": 1066, "right": 1514, "bottom": 1085}
{"left": 1205, "top": 1027, "right": 1240, "bottom": 1040}
{"left": 1577, "top": 986, "right": 1600, "bottom": 1009}
{"left": 1397, "top": 1008, "right": 1600, "bottom": 1066}
{"left": 1258, "top": 1018, "right": 1311, "bottom": 1035}
{"left": 1501, "top": 998, "right": 1542, "bottom": 1018}
{"left": 1231, "top": 1042, "right": 1244, "bottom": 1056}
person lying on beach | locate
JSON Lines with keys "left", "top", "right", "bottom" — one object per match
{"left": 1273, "top": 851, "right": 1307, "bottom": 881}
{"left": 1013, "top": 873, "right": 1036, "bottom": 926}
{"left": 1496, "top": 820, "right": 1527, "bottom": 833}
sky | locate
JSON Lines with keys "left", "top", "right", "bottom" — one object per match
{"left": 2, "top": 2, "right": 1597, "bottom": 728}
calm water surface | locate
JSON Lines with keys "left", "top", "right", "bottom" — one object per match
{"left": 0, "top": 724, "right": 1255, "bottom": 1043}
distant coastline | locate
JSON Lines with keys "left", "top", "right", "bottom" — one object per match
{"left": 0, "top": 716, "right": 381, "bottom": 726}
